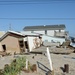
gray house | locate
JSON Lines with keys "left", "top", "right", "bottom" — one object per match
{"left": 23, "top": 24, "right": 68, "bottom": 38}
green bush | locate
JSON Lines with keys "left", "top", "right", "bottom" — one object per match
{"left": 3, "top": 56, "right": 26, "bottom": 75}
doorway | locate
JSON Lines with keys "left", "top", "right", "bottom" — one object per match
{"left": 25, "top": 41, "right": 29, "bottom": 52}
{"left": 2, "top": 44, "right": 6, "bottom": 52}
{"left": 19, "top": 40, "right": 24, "bottom": 53}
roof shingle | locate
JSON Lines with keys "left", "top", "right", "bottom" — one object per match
{"left": 23, "top": 24, "right": 66, "bottom": 31}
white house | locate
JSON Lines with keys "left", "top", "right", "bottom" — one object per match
{"left": 23, "top": 24, "right": 68, "bottom": 38}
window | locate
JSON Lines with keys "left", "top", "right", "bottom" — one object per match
{"left": 19, "top": 40, "right": 24, "bottom": 48}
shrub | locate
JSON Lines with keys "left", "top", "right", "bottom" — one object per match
{"left": 3, "top": 56, "right": 26, "bottom": 75}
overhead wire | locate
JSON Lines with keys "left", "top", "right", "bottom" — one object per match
{"left": 0, "top": 0, "right": 75, "bottom": 5}
{"left": 0, "top": 18, "right": 75, "bottom": 20}
{"left": 0, "top": 0, "right": 75, "bottom": 20}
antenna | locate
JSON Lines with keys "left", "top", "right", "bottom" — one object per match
{"left": 9, "top": 24, "right": 11, "bottom": 30}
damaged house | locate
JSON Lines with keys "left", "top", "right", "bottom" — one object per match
{"left": 0, "top": 31, "right": 25, "bottom": 54}
{"left": 0, "top": 31, "right": 42, "bottom": 54}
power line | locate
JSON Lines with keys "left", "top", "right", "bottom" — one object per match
{"left": 0, "top": 0, "right": 75, "bottom": 2}
{"left": 0, "top": 18, "right": 75, "bottom": 20}
{"left": 0, "top": 3, "right": 51, "bottom": 5}
{"left": 0, "top": 0, "right": 75, "bottom": 5}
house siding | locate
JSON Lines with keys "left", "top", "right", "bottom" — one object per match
{"left": 33, "top": 31, "right": 45, "bottom": 34}
{"left": 0, "top": 35, "right": 20, "bottom": 53}
{"left": 0, "top": 43, "right": 2, "bottom": 51}
{"left": 47, "top": 30, "right": 55, "bottom": 36}
{"left": 61, "top": 30, "right": 65, "bottom": 32}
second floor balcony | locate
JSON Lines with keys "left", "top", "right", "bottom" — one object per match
{"left": 54, "top": 31, "right": 69, "bottom": 38}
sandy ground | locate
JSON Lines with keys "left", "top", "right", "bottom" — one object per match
{"left": 0, "top": 47, "right": 75, "bottom": 75}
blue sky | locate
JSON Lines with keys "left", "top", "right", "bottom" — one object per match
{"left": 0, "top": 0, "right": 75, "bottom": 36}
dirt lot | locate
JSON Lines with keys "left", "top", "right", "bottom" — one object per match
{"left": 0, "top": 46, "right": 75, "bottom": 75}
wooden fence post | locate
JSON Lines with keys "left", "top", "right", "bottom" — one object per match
{"left": 64, "top": 64, "right": 69, "bottom": 73}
